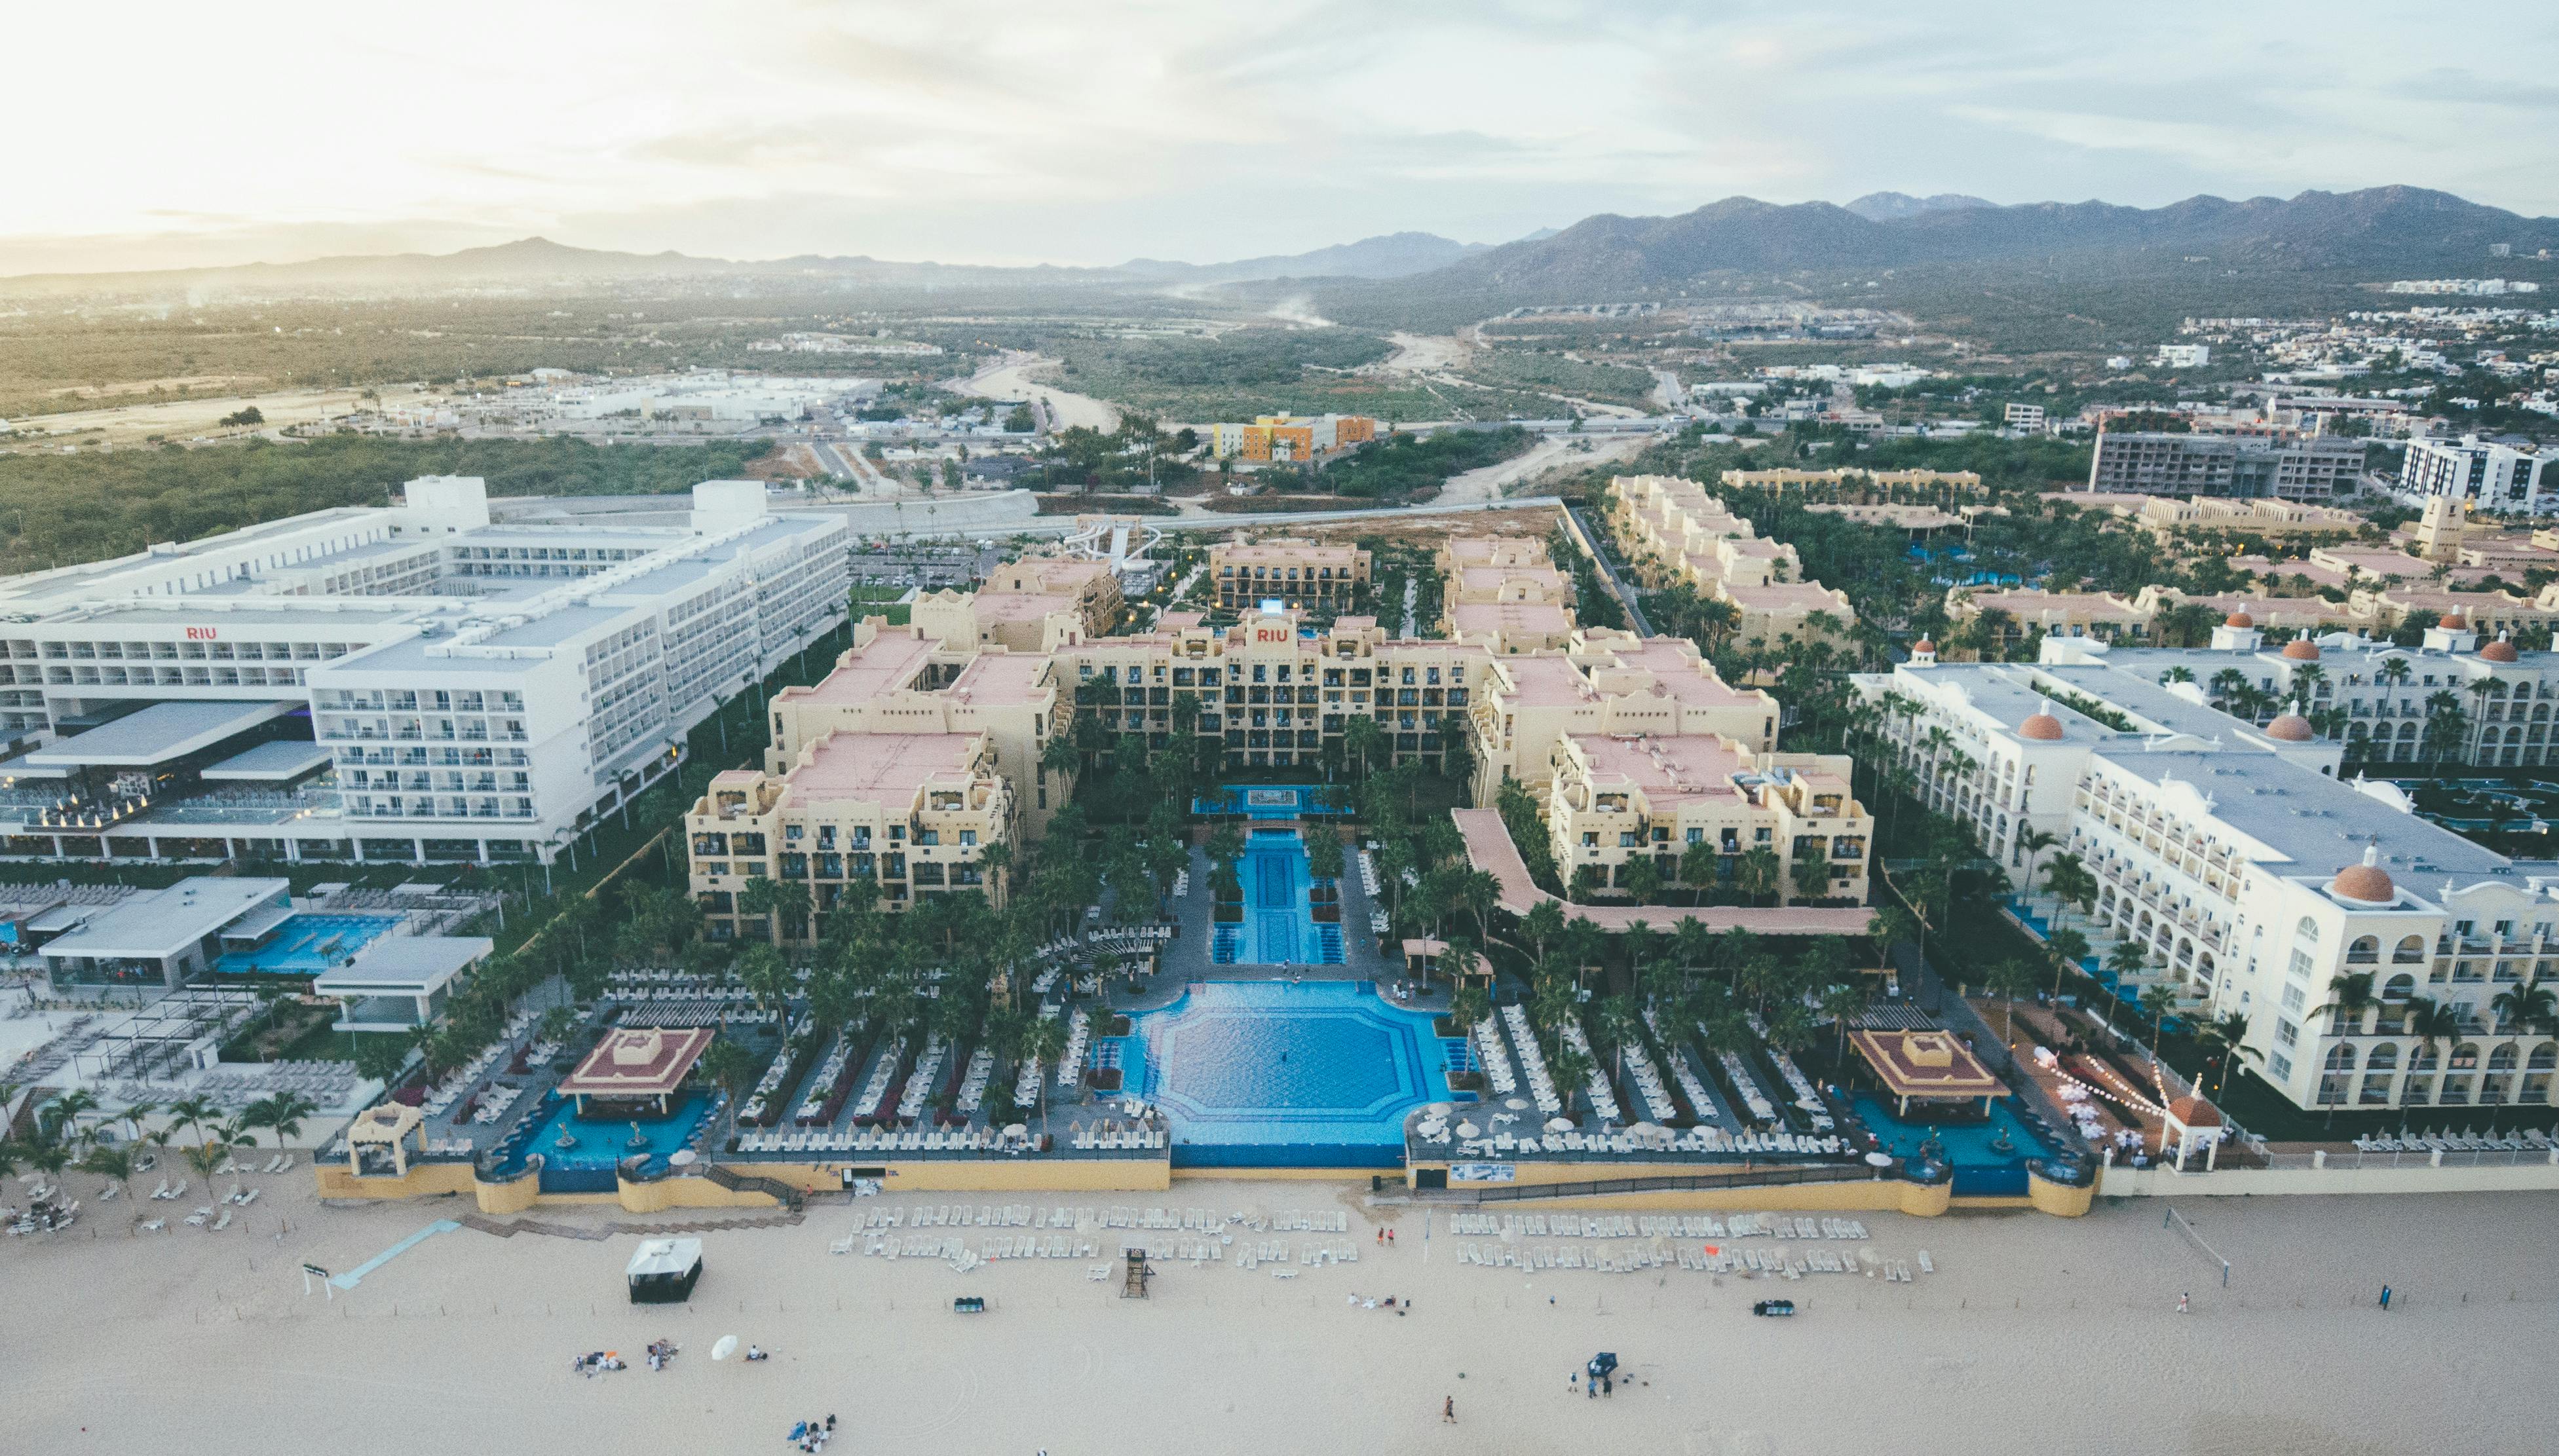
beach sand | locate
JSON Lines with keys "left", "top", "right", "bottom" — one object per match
{"left": 8, "top": 1175, "right": 2556, "bottom": 1455}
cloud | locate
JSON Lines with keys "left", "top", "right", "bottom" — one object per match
{"left": 3, "top": 0, "right": 2556, "bottom": 274}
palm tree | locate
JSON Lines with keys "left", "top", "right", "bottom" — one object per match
{"left": 2195, "top": 1011, "right": 2256, "bottom": 1097}
{"left": 1986, "top": 958, "right": 2036, "bottom": 1041}
{"left": 252, "top": 1092, "right": 318, "bottom": 1150}
{"left": 2404, "top": 996, "right": 2462, "bottom": 1081}
{"left": 1819, "top": 980, "right": 1866, "bottom": 1062}
{"left": 2044, "top": 927, "right": 2091, "bottom": 999}
{"left": 1735, "top": 847, "right": 1781, "bottom": 906}
{"left": 2014, "top": 828, "right": 2058, "bottom": 911}
{"left": 698, "top": 1034, "right": 766, "bottom": 1146}
{"left": 80, "top": 1142, "right": 134, "bottom": 1197}
{"left": 40, "top": 1089, "right": 99, "bottom": 1146}
{"left": 2490, "top": 976, "right": 2556, "bottom": 1036}
{"left": 182, "top": 1130, "right": 244, "bottom": 1191}
{"left": 2324, "top": 971, "right": 2379, "bottom": 1036}
{"left": 771, "top": 880, "right": 814, "bottom": 944}
{"left": 734, "top": 875, "right": 784, "bottom": 943}
{"left": 736, "top": 944, "right": 794, "bottom": 1019}
{"left": 2138, "top": 984, "right": 2180, "bottom": 1055}
{"left": 1022, "top": 1013, "right": 1070, "bottom": 1143}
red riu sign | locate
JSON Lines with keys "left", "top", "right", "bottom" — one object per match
{"left": 186, "top": 627, "right": 219, "bottom": 641}
{"left": 1255, "top": 628, "right": 1287, "bottom": 643}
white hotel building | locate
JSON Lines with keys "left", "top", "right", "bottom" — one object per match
{"left": 0, "top": 477, "right": 848, "bottom": 867}
{"left": 1857, "top": 639, "right": 2559, "bottom": 1115}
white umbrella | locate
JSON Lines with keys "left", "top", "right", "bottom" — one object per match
{"left": 1504, "top": 1098, "right": 1528, "bottom": 1110}
{"left": 711, "top": 1335, "right": 740, "bottom": 1362}
{"left": 668, "top": 1149, "right": 696, "bottom": 1167}
{"left": 1456, "top": 1121, "right": 1480, "bottom": 1138}
{"left": 1003, "top": 1123, "right": 1029, "bottom": 1138}
{"left": 1546, "top": 1117, "right": 1575, "bottom": 1132}
{"left": 1865, "top": 1151, "right": 1894, "bottom": 1168}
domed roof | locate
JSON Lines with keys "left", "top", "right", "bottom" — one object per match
{"left": 2439, "top": 612, "right": 2468, "bottom": 629}
{"left": 2481, "top": 633, "right": 2520, "bottom": 663}
{"left": 2166, "top": 1094, "right": 2223, "bottom": 1128}
{"left": 2018, "top": 697, "right": 2065, "bottom": 741}
{"left": 2330, "top": 845, "right": 2395, "bottom": 905}
{"left": 1912, "top": 637, "right": 1935, "bottom": 653}
{"left": 2264, "top": 713, "right": 2315, "bottom": 742}
{"left": 2281, "top": 637, "right": 2321, "bottom": 660}
{"left": 2222, "top": 609, "right": 2254, "bottom": 629}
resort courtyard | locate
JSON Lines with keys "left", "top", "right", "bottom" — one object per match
{"left": 6, "top": 1172, "right": 2555, "bottom": 1455}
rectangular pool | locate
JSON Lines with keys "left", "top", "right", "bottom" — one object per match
{"left": 212, "top": 913, "right": 405, "bottom": 975}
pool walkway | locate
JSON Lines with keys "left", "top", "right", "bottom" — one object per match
{"left": 1117, "top": 840, "right": 1406, "bottom": 1015}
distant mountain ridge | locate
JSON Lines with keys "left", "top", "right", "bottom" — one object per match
{"left": 5, "top": 187, "right": 2551, "bottom": 299}
{"left": 1403, "top": 186, "right": 2559, "bottom": 298}
{"left": 1844, "top": 192, "right": 1995, "bottom": 221}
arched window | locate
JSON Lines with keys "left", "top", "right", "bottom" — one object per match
{"left": 2347, "top": 935, "right": 2380, "bottom": 963}
{"left": 2451, "top": 1042, "right": 2481, "bottom": 1070}
{"left": 2323, "top": 1043, "right": 2357, "bottom": 1071}
{"left": 2530, "top": 1045, "right": 2557, "bottom": 1071}
{"left": 2412, "top": 1042, "right": 2441, "bottom": 1070}
{"left": 2392, "top": 937, "right": 2426, "bottom": 964}
{"left": 2383, "top": 973, "right": 2416, "bottom": 999}
{"left": 2365, "top": 1044, "right": 2400, "bottom": 1071}
{"left": 2294, "top": 916, "right": 2321, "bottom": 944}
{"left": 2488, "top": 1043, "right": 2519, "bottom": 1071}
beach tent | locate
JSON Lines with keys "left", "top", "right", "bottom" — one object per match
{"left": 626, "top": 1238, "right": 704, "bottom": 1304}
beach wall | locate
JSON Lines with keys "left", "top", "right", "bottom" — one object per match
{"left": 2098, "top": 1155, "right": 2559, "bottom": 1200}
{"left": 314, "top": 1160, "right": 478, "bottom": 1203}
{"left": 1408, "top": 1163, "right": 1957, "bottom": 1217}
{"left": 741, "top": 1157, "right": 1172, "bottom": 1195}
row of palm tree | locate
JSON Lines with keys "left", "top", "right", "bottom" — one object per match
{"left": 0, "top": 1087, "right": 316, "bottom": 1214}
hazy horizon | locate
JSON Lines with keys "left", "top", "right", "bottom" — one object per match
{"left": 9, "top": 0, "right": 2558, "bottom": 277}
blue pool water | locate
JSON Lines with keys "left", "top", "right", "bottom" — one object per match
{"left": 1213, "top": 828, "right": 1340, "bottom": 966}
{"left": 1850, "top": 1091, "right": 2058, "bottom": 1197}
{"left": 497, "top": 1089, "right": 715, "bottom": 1192}
{"left": 1119, "top": 981, "right": 1456, "bottom": 1167}
{"left": 212, "top": 913, "right": 404, "bottom": 974}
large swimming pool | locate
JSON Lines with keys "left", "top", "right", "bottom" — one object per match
{"left": 495, "top": 1089, "right": 717, "bottom": 1193}
{"left": 212, "top": 913, "right": 404, "bottom": 975}
{"left": 1116, "top": 981, "right": 1459, "bottom": 1167}
{"left": 1849, "top": 1091, "right": 2059, "bottom": 1197}
{"left": 1212, "top": 828, "right": 1342, "bottom": 966}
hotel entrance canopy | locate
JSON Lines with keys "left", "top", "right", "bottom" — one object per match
{"left": 26, "top": 700, "right": 299, "bottom": 768}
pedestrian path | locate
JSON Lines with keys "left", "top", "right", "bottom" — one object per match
{"left": 329, "top": 1219, "right": 461, "bottom": 1289}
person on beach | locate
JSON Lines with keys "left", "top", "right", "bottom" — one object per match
{"left": 2379, "top": 1286, "right": 2392, "bottom": 1310}
{"left": 2178, "top": 1292, "right": 2189, "bottom": 1314}
{"left": 1443, "top": 1396, "right": 1456, "bottom": 1424}
{"left": 1387, "top": 1228, "right": 1395, "bottom": 1246}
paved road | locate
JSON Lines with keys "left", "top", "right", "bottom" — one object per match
{"left": 1563, "top": 500, "right": 1655, "bottom": 636}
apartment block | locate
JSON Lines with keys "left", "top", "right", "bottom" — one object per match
{"left": 2399, "top": 433, "right": 2553, "bottom": 515}
{"left": 1609, "top": 474, "right": 1859, "bottom": 646}
{"left": 1202, "top": 414, "right": 1379, "bottom": 462}
{"left": 1209, "top": 539, "right": 1369, "bottom": 614}
{"left": 2084, "top": 431, "right": 2366, "bottom": 502}
{"left": 1544, "top": 731, "right": 1870, "bottom": 905}
{"left": 1437, "top": 535, "right": 1576, "bottom": 651}
{"left": 0, "top": 476, "right": 848, "bottom": 867}
{"left": 1856, "top": 652, "right": 2558, "bottom": 1115}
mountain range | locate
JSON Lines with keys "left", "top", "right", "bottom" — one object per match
{"left": 4, "top": 187, "right": 2551, "bottom": 302}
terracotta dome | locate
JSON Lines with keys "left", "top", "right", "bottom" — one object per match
{"left": 1912, "top": 638, "right": 1935, "bottom": 654}
{"left": 2440, "top": 612, "right": 2468, "bottom": 629}
{"left": 2281, "top": 638, "right": 2321, "bottom": 661}
{"left": 2264, "top": 713, "right": 2315, "bottom": 742}
{"left": 2329, "top": 845, "right": 2395, "bottom": 905}
{"left": 2481, "top": 635, "right": 2520, "bottom": 663}
{"left": 2222, "top": 609, "right": 2254, "bottom": 629}
{"left": 2166, "top": 1094, "right": 2223, "bottom": 1129}
{"left": 2017, "top": 698, "right": 2065, "bottom": 741}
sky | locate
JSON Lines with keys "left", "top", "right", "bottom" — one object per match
{"left": 7, "top": 0, "right": 2558, "bottom": 276}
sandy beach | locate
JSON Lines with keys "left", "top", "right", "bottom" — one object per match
{"left": 8, "top": 1174, "right": 2556, "bottom": 1455}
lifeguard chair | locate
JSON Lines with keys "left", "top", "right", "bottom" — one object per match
{"left": 1121, "top": 1249, "right": 1153, "bottom": 1299}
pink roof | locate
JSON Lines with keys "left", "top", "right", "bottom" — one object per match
{"left": 1494, "top": 656, "right": 1597, "bottom": 705}
{"left": 1724, "top": 581, "right": 1853, "bottom": 614}
{"left": 975, "top": 591, "right": 1079, "bottom": 624}
{"left": 1460, "top": 565, "right": 1566, "bottom": 593}
{"left": 1451, "top": 602, "right": 1571, "bottom": 636}
{"left": 797, "top": 631, "right": 938, "bottom": 706}
{"left": 1614, "top": 641, "right": 1760, "bottom": 707}
{"left": 789, "top": 733, "right": 979, "bottom": 807}
{"left": 948, "top": 652, "right": 1052, "bottom": 706}
{"left": 1569, "top": 732, "right": 1747, "bottom": 811}
{"left": 1452, "top": 809, "right": 1871, "bottom": 935}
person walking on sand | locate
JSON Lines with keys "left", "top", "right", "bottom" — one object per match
{"left": 2379, "top": 1285, "right": 2392, "bottom": 1310}
{"left": 2178, "top": 1292, "right": 2189, "bottom": 1314}
{"left": 1443, "top": 1396, "right": 1456, "bottom": 1424}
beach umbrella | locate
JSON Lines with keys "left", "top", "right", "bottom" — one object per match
{"left": 1545, "top": 1117, "right": 1574, "bottom": 1132}
{"left": 1504, "top": 1098, "right": 1528, "bottom": 1111}
{"left": 711, "top": 1335, "right": 740, "bottom": 1362}
{"left": 1003, "top": 1123, "right": 1029, "bottom": 1138}
{"left": 1456, "top": 1121, "right": 1480, "bottom": 1138}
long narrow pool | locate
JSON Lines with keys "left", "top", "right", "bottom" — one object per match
{"left": 1212, "top": 828, "right": 1341, "bottom": 966}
